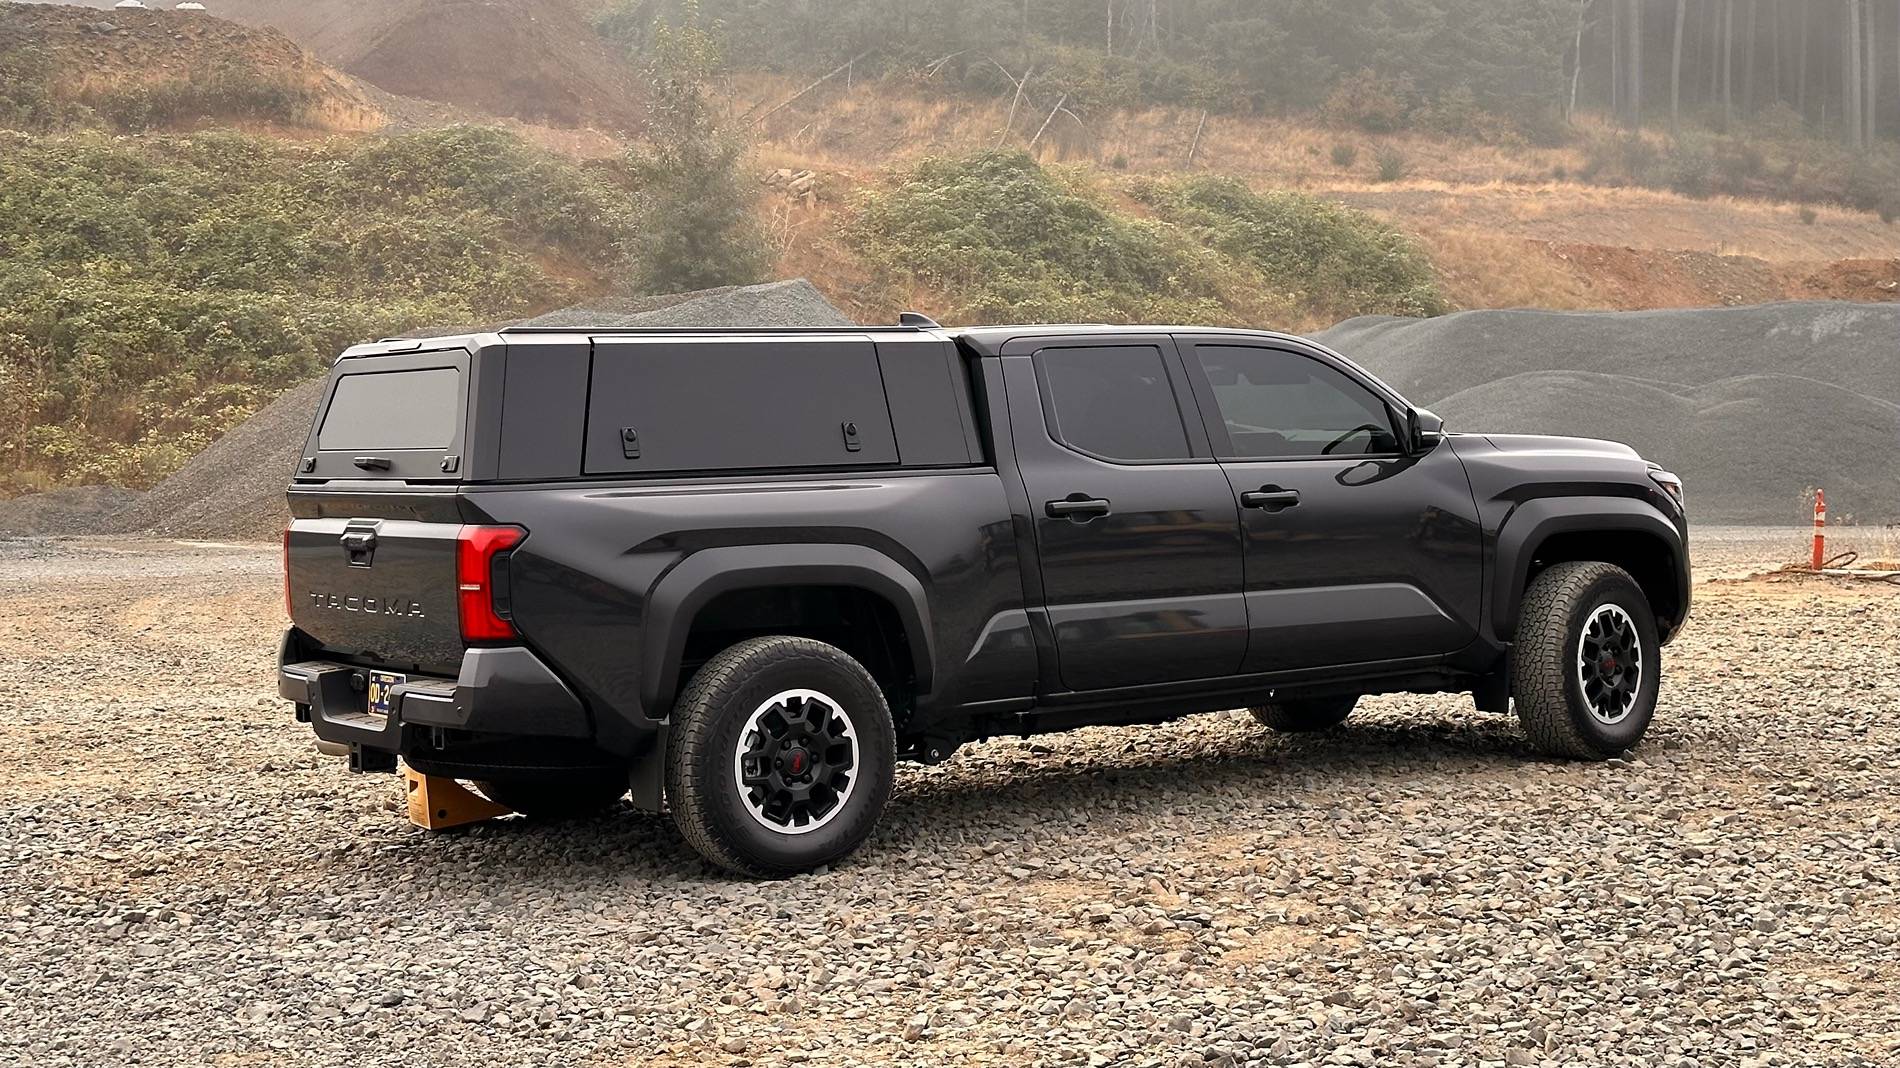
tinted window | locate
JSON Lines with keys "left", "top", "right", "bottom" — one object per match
{"left": 1194, "top": 346, "right": 1400, "bottom": 458}
{"left": 318, "top": 368, "right": 460, "bottom": 450}
{"left": 583, "top": 338, "right": 897, "bottom": 474}
{"left": 1037, "top": 346, "right": 1191, "bottom": 461}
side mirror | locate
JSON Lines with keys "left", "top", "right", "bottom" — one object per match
{"left": 1408, "top": 408, "right": 1445, "bottom": 453}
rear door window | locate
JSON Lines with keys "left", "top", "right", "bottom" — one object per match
{"left": 1034, "top": 345, "right": 1193, "bottom": 462}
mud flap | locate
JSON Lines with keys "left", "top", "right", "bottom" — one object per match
{"left": 627, "top": 725, "right": 668, "bottom": 814}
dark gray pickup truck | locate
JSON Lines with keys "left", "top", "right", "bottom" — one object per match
{"left": 280, "top": 321, "right": 1689, "bottom": 875}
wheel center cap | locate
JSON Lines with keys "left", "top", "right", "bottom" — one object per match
{"left": 1601, "top": 655, "right": 1619, "bottom": 676}
{"left": 785, "top": 748, "right": 809, "bottom": 776}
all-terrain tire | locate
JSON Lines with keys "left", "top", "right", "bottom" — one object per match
{"left": 475, "top": 771, "right": 628, "bottom": 820}
{"left": 665, "top": 636, "right": 896, "bottom": 878}
{"left": 1512, "top": 561, "right": 1661, "bottom": 760}
{"left": 1249, "top": 695, "right": 1356, "bottom": 732}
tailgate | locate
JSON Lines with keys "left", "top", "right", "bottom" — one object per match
{"left": 287, "top": 347, "right": 477, "bottom": 675}
{"left": 287, "top": 517, "right": 465, "bottom": 675}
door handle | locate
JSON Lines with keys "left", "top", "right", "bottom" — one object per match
{"left": 1045, "top": 495, "right": 1112, "bottom": 520}
{"left": 1240, "top": 487, "right": 1301, "bottom": 511}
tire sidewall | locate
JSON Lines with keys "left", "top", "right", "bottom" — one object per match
{"left": 1558, "top": 572, "right": 1661, "bottom": 753}
{"left": 688, "top": 647, "right": 895, "bottom": 873}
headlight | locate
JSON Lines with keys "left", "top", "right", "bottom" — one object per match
{"left": 1647, "top": 466, "right": 1685, "bottom": 509}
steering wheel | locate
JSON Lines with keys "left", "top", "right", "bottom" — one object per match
{"left": 1321, "top": 423, "right": 1386, "bottom": 456}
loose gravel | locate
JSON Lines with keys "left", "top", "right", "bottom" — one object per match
{"left": 1, "top": 531, "right": 1896, "bottom": 1067}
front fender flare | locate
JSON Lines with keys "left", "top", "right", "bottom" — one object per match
{"left": 1491, "top": 496, "right": 1688, "bottom": 643}
{"left": 639, "top": 543, "right": 935, "bottom": 719}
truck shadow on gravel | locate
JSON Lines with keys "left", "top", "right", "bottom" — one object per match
{"left": 341, "top": 711, "right": 1548, "bottom": 885}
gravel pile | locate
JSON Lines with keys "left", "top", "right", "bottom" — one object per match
{"left": 509, "top": 278, "right": 856, "bottom": 329}
{"left": 107, "top": 377, "right": 327, "bottom": 542}
{"left": 0, "top": 485, "right": 143, "bottom": 537}
{"left": 1318, "top": 302, "right": 1900, "bottom": 525}
{"left": 0, "top": 535, "right": 1894, "bottom": 1067}
{"left": 103, "top": 280, "right": 853, "bottom": 540}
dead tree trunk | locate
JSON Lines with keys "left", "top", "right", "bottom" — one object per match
{"left": 1568, "top": 0, "right": 1591, "bottom": 123}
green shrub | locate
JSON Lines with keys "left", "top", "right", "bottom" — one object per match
{"left": 1141, "top": 175, "right": 1447, "bottom": 321}
{"left": 1330, "top": 143, "right": 1359, "bottom": 168}
{"left": 0, "top": 127, "right": 639, "bottom": 491}
{"left": 849, "top": 151, "right": 1258, "bottom": 326}
{"left": 1373, "top": 146, "right": 1411, "bottom": 183}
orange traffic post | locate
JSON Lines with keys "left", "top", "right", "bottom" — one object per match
{"left": 1811, "top": 489, "right": 1826, "bottom": 571}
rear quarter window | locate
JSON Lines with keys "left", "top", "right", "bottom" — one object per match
{"left": 583, "top": 337, "right": 898, "bottom": 474}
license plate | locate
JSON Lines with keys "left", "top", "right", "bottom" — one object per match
{"left": 366, "top": 671, "right": 405, "bottom": 718}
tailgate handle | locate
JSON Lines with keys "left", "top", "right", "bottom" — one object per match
{"left": 341, "top": 529, "right": 378, "bottom": 566}
{"left": 352, "top": 455, "right": 392, "bottom": 471}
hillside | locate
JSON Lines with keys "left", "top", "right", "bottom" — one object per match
{"left": 204, "top": 0, "right": 646, "bottom": 132}
{"left": 0, "top": 2, "right": 387, "bottom": 131}
{"left": 0, "top": 126, "right": 639, "bottom": 491}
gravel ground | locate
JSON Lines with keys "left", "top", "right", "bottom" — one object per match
{"left": 1, "top": 530, "right": 1895, "bottom": 1067}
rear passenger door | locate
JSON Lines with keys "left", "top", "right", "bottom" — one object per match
{"left": 1002, "top": 337, "right": 1246, "bottom": 691}
{"left": 1177, "top": 337, "right": 1483, "bottom": 673}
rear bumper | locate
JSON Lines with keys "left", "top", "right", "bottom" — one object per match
{"left": 278, "top": 628, "right": 591, "bottom": 753}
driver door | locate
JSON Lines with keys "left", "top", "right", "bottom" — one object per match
{"left": 1176, "top": 337, "right": 1483, "bottom": 674}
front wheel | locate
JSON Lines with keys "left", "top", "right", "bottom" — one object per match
{"left": 1512, "top": 561, "right": 1661, "bottom": 759}
{"left": 665, "top": 636, "right": 896, "bottom": 877}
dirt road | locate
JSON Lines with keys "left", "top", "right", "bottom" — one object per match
{"left": 1, "top": 533, "right": 1895, "bottom": 1067}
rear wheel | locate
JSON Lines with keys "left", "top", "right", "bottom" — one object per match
{"left": 665, "top": 636, "right": 896, "bottom": 878}
{"left": 1512, "top": 561, "right": 1660, "bottom": 759}
{"left": 475, "top": 771, "right": 627, "bottom": 820}
{"left": 1249, "top": 695, "right": 1356, "bottom": 733}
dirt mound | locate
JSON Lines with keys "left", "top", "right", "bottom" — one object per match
{"left": 1, "top": 3, "right": 387, "bottom": 131}
{"left": 1319, "top": 302, "right": 1900, "bottom": 525}
{"left": 115, "top": 280, "right": 853, "bottom": 540}
{"left": 208, "top": 0, "right": 644, "bottom": 131}
{"left": 0, "top": 485, "right": 145, "bottom": 537}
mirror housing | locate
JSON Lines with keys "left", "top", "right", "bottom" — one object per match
{"left": 1408, "top": 408, "right": 1445, "bottom": 453}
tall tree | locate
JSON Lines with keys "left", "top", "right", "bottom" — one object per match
{"left": 1743, "top": 0, "right": 1757, "bottom": 112}
{"left": 1724, "top": 0, "right": 1737, "bottom": 124}
{"left": 1672, "top": 0, "right": 1689, "bottom": 129}
{"left": 1625, "top": 0, "right": 1644, "bottom": 127}
{"left": 1845, "top": 0, "right": 1864, "bottom": 147}
{"left": 1799, "top": 0, "right": 1811, "bottom": 116}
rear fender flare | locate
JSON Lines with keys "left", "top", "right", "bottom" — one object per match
{"left": 1492, "top": 496, "right": 1687, "bottom": 642}
{"left": 641, "top": 544, "right": 934, "bottom": 719}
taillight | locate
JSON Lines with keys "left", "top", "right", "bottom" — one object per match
{"left": 282, "top": 528, "right": 293, "bottom": 618}
{"left": 457, "top": 525, "right": 525, "bottom": 642}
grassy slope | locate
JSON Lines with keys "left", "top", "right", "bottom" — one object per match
{"left": 0, "top": 127, "right": 636, "bottom": 491}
